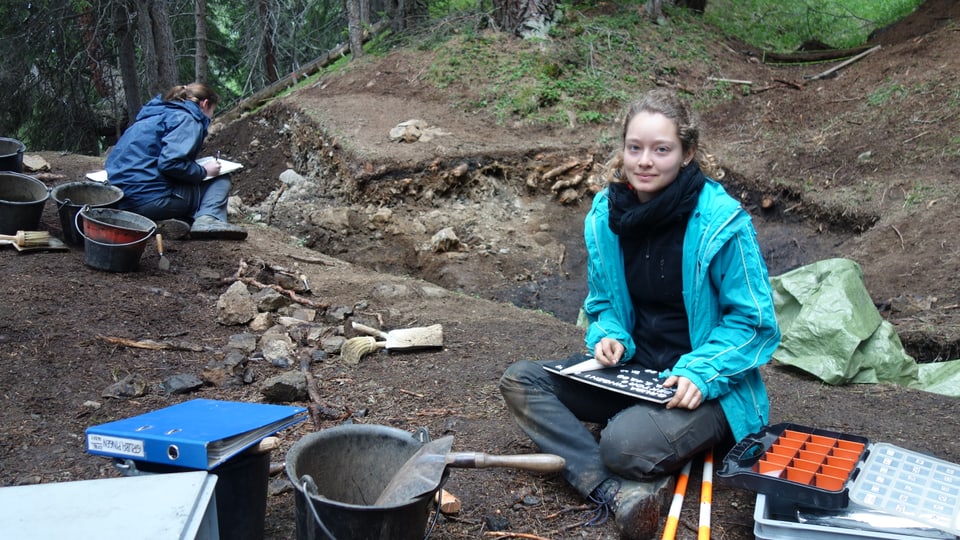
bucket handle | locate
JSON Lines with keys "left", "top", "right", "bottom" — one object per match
{"left": 74, "top": 205, "right": 158, "bottom": 247}
{"left": 295, "top": 472, "right": 444, "bottom": 540}
{"left": 298, "top": 474, "right": 339, "bottom": 540}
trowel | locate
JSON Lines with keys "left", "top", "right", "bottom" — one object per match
{"left": 156, "top": 234, "right": 170, "bottom": 271}
{"left": 375, "top": 436, "right": 565, "bottom": 506}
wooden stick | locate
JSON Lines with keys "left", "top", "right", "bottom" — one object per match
{"left": 300, "top": 355, "right": 323, "bottom": 430}
{"left": 435, "top": 488, "right": 462, "bottom": 514}
{"left": 661, "top": 460, "right": 692, "bottom": 540}
{"left": 223, "top": 276, "right": 328, "bottom": 309}
{"left": 698, "top": 451, "right": 714, "bottom": 540}
{"left": 804, "top": 45, "right": 881, "bottom": 81}
{"left": 707, "top": 77, "right": 753, "bottom": 85}
{"left": 483, "top": 532, "right": 551, "bottom": 540}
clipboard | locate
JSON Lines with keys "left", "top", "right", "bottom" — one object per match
{"left": 543, "top": 354, "right": 676, "bottom": 404}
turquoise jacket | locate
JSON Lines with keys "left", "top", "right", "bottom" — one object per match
{"left": 583, "top": 179, "right": 781, "bottom": 441}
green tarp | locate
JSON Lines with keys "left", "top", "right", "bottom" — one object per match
{"left": 770, "top": 258, "right": 960, "bottom": 398}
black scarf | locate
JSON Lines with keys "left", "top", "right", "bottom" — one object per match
{"left": 607, "top": 162, "right": 706, "bottom": 236}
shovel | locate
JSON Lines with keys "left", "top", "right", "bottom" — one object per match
{"left": 156, "top": 234, "right": 170, "bottom": 271}
{"left": 375, "top": 435, "right": 565, "bottom": 506}
{"left": 351, "top": 321, "right": 444, "bottom": 351}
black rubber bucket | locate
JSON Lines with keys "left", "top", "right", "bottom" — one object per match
{"left": 114, "top": 450, "right": 271, "bottom": 540}
{"left": 77, "top": 207, "right": 156, "bottom": 272}
{"left": 285, "top": 424, "right": 438, "bottom": 540}
{"left": 0, "top": 137, "right": 25, "bottom": 173}
{"left": 0, "top": 172, "right": 49, "bottom": 235}
{"left": 51, "top": 181, "right": 124, "bottom": 247}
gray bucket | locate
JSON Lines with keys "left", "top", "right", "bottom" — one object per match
{"left": 0, "top": 137, "right": 25, "bottom": 173}
{"left": 0, "top": 172, "right": 49, "bottom": 235}
{"left": 51, "top": 181, "right": 124, "bottom": 247}
{"left": 77, "top": 207, "right": 156, "bottom": 272}
{"left": 285, "top": 424, "right": 439, "bottom": 540}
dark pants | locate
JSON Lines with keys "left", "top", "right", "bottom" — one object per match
{"left": 499, "top": 358, "right": 731, "bottom": 497}
{"left": 121, "top": 176, "right": 232, "bottom": 223}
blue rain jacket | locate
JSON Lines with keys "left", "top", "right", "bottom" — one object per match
{"left": 105, "top": 96, "right": 210, "bottom": 208}
{"left": 583, "top": 179, "right": 781, "bottom": 441}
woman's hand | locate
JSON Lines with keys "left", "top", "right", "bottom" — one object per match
{"left": 203, "top": 160, "right": 222, "bottom": 178}
{"left": 593, "top": 338, "right": 625, "bottom": 366}
{"left": 663, "top": 375, "right": 702, "bottom": 410}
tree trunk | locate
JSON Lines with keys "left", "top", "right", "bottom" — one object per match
{"left": 195, "top": 0, "right": 209, "bottom": 82}
{"left": 115, "top": 1, "right": 142, "bottom": 128}
{"left": 647, "top": 0, "right": 707, "bottom": 22}
{"left": 149, "top": 0, "right": 177, "bottom": 90}
{"left": 79, "top": 7, "right": 109, "bottom": 97}
{"left": 259, "top": 0, "right": 279, "bottom": 82}
{"left": 135, "top": 0, "right": 160, "bottom": 95}
{"left": 347, "top": 0, "right": 364, "bottom": 60}
{"left": 492, "top": 0, "right": 557, "bottom": 37}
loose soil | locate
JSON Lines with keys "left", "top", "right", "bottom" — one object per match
{"left": 2, "top": 2, "right": 959, "bottom": 539}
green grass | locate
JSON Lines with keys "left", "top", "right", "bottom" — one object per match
{"left": 704, "top": 0, "right": 926, "bottom": 52}
{"left": 335, "top": 0, "right": 925, "bottom": 131}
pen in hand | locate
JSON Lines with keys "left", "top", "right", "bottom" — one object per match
{"left": 216, "top": 150, "right": 220, "bottom": 163}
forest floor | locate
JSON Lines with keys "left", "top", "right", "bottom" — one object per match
{"left": 2, "top": 1, "right": 960, "bottom": 539}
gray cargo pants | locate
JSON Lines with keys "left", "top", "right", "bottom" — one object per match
{"left": 499, "top": 358, "right": 731, "bottom": 498}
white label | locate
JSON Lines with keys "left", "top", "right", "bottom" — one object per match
{"left": 87, "top": 434, "right": 145, "bottom": 458}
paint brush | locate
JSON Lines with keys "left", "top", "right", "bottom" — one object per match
{"left": 0, "top": 230, "right": 51, "bottom": 248}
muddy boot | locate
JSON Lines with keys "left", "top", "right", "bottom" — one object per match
{"left": 189, "top": 215, "right": 247, "bottom": 240}
{"left": 156, "top": 219, "right": 191, "bottom": 240}
{"left": 590, "top": 475, "right": 675, "bottom": 540}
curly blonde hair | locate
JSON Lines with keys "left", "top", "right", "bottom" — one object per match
{"left": 603, "top": 88, "right": 724, "bottom": 183}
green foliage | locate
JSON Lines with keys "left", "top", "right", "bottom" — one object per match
{"left": 704, "top": 0, "right": 925, "bottom": 52}
{"left": 0, "top": 0, "right": 930, "bottom": 152}
{"left": 867, "top": 82, "right": 907, "bottom": 106}
{"left": 422, "top": 5, "right": 709, "bottom": 129}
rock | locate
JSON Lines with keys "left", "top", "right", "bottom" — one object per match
{"left": 309, "top": 207, "right": 356, "bottom": 232}
{"left": 264, "top": 343, "right": 294, "bottom": 368}
{"left": 390, "top": 119, "right": 427, "bottom": 142}
{"left": 217, "top": 281, "right": 258, "bottom": 325}
{"left": 484, "top": 514, "right": 511, "bottom": 531}
{"left": 370, "top": 207, "right": 393, "bottom": 225}
{"left": 261, "top": 371, "right": 308, "bottom": 402}
{"left": 321, "top": 335, "right": 346, "bottom": 354}
{"left": 249, "top": 312, "right": 274, "bottom": 331}
{"left": 430, "top": 227, "right": 462, "bottom": 253}
{"left": 253, "top": 288, "right": 290, "bottom": 312}
{"left": 226, "top": 332, "right": 258, "bottom": 353}
{"left": 201, "top": 349, "right": 250, "bottom": 387}
{"left": 22, "top": 154, "right": 50, "bottom": 172}
{"left": 160, "top": 373, "right": 204, "bottom": 394}
{"left": 279, "top": 168, "right": 308, "bottom": 186}
{"left": 326, "top": 305, "right": 353, "bottom": 320}
{"left": 101, "top": 373, "right": 148, "bottom": 399}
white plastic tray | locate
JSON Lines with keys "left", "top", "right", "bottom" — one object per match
{"left": 754, "top": 493, "right": 955, "bottom": 540}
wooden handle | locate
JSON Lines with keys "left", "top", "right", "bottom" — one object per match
{"left": 445, "top": 452, "right": 565, "bottom": 472}
{"left": 156, "top": 233, "right": 164, "bottom": 254}
{"left": 351, "top": 321, "right": 388, "bottom": 339}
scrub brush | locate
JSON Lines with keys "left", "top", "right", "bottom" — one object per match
{"left": 0, "top": 231, "right": 51, "bottom": 248}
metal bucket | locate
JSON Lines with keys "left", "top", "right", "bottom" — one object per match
{"left": 285, "top": 424, "right": 439, "bottom": 540}
{"left": 78, "top": 207, "right": 155, "bottom": 245}
{"left": 0, "top": 137, "right": 25, "bottom": 173}
{"left": 51, "top": 182, "right": 124, "bottom": 247}
{"left": 77, "top": 207, "right": 156, "bottom": 272}
{"left": 0, "top": 172, "right": 49, "bottom": 235}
